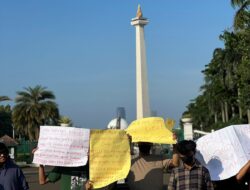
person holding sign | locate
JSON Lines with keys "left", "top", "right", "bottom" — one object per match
{"left": 85, "top": 180, "right": 93, "bottom": 190}
{"left": 127, "top": 134, "right": 179, "bottom": 190}
{"left": 84, "top": 180, "right": 116, "bottom": 190}
{"left": 38, "top": 161, "right": 117, "bottom": 190}
{"left": 33, "top": 148, "right": 88, "bottom": 190}
{"left": 32, "top": 126, "right": 90, "bottom": 190}
{"left": 168, "top": 140, "right": 214, "bottom": 190}
{"left": 38, "top": 164, "right": 88, "bottom": 190}
{"left": 236, "top": 160, "right": 250, "bottom": 190}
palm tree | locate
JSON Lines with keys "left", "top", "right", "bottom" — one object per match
{"left": 12, "top": 85, "right": 59, "bottom": 140}
{"left": 0, "top": 96, "right": 11, "bottom": 102}
{"left": 236, "top": 29, "right": 250, "bottom": 123}
{"left": 0, "top": 96, "right": 12, "bottom": 137}
{"left": 231, "top": 0, "right": 250, "bottom": 30}
{"left": 183, "top": 1, "right": 250, "bottom": 128}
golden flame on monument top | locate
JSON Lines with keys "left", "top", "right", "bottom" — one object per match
{"left": 131, "top": 5, "right": 148, "bottom": 26}
{"left": 136, "top": 5, "right": 143, "bottom": 18}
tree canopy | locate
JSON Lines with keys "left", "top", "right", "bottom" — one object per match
{"left": 12, "top": 85, "right": 59, "bottom": 140}
{"left": 183, "top": 1, "right": 250, "bottom": 131}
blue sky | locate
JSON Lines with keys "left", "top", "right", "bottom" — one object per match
{"left": 0, "top": 1, "right": 235, "bottom": 129}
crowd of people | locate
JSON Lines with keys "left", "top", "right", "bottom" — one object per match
{"left": 1, "top": 137, "right": 250, "bottom": 190}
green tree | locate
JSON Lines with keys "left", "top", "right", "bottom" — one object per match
{"left": 12, "top": 85, "right": 59, "bottom": 140}
{"left": 183, "top": 1, "right": 250, "bottom": 130}
{"left": 0, "top": 96, "right": 11, "bottom": 102}
{"left": 237, "top": 29, "right": 250, "bottom": 122}
{"left": 232, "top": 0, "right": 250, "bottom": 122}
{"left": 202, "top": 47, "right": 232, "bottom": 123}
{"left": 231, "top": 0, "right": 250, "bottom": 30}
{"left": 0, "top": 96, "right": 12, "bottom": 137}
{"left": 58, "top": 115, "right": 73, "bottom": 127}
{"left": 219, "top": 31, "right": 243, "bottom": 120}
{"left": 185, "top": 95, "right": 213, "bottom": 131}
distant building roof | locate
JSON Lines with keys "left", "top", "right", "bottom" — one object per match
{"left": 107, "top": 118, "right": 128, "bottom": 130}
{"left": 0, "top": 135, "right": 18, "bottom": 147}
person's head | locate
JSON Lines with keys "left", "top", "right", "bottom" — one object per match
{"left": 138, "top": 142, "right": 152, "bottom": 155}
{"left": 0, "top": 142, "right": 9, "bottom": 164}
{"left": 177, "top": 140, "right": 196, "bottom": 165}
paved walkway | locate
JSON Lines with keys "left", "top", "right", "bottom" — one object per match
{"left": 23, "top": 166, "right": 60, "bottom": 190}
{"left": 23, "top": 166, "right": 170, "bottom": 190}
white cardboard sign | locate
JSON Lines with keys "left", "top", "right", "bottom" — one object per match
{"left": 196, "top": 124, "right": 250, "bottom": 181}
{"left": 33, "top": 126, "right": 90, "bottom": 167}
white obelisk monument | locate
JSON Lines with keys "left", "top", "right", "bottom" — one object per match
{"left": 131, "top": 5, "right": 151, "bottom": 119}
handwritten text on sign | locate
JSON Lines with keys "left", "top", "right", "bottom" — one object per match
{"left": 90, "top": 129, "right": 131, "bottom": 188}
{"left": 33, "top": 126, "right": 90, "bottom": 167}
{"left": 196, "top": 124, "right": 250, "bottom": 181}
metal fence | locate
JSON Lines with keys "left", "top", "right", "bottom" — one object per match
{"left": 15, "top": 139, "right": 37, "bottom": 163}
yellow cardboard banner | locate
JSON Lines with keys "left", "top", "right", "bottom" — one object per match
{"left": 126, "top": 117, "right": 176, "bottom": 144}
{"left": 165, "top": 118, "right": 175, "bottom": 131}
{"left": 90, "top": 129, "right": 131, "bottom": 188}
